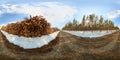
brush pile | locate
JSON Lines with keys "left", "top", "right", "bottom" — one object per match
{"left": 3, "top": 16, "right": 53, "bottom": 37}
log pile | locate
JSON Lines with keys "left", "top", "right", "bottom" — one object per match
{"left": 3, "top": 16, "right": 53, "bottom": 37}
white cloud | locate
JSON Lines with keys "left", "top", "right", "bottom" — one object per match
{"left": 0, "top": 10, "right": 3, "bottom": 15}
{"left": 107, "top": 10, "right": 120, "bottom": 19}
{"left": 0, "top": 2, "right": 78, "bottom": 24}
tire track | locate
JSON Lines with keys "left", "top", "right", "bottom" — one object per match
{"left": 0, "top": 31, "right": 119, "bottom": 60}
{"left": 61, "top": 31, "right": 119, "bottom": 54}
{"left": 52, "top": 31, "right": 76, "bottom": 58}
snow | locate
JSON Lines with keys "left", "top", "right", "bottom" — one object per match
{"left": 63, "top": 30, "right": 116, "bottom": 38}
{"left": 1, "top": 30, "right": 60, "bottom": 49}
{"left": 0, "top": 26, "right": 2, "bottom": 29}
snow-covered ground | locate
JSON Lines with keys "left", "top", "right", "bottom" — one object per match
{"left": 1, "top": 30, "right": 60, "bottom": 49}
{"left": 0, "top": 24, "right": 6, "bottom": 29}
{"left": 63, "top": 30, "right": 116, "bottom": 38}
{"left": 0, "top": 26, "right": 2, "bottom": 29}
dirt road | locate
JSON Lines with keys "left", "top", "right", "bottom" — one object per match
{"left": 0, "top": 31, "right": 120, "bottom": 60}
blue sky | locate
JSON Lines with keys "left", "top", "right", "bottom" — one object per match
{"left": 0, "top": 0, "right": 120, "bottom": 28}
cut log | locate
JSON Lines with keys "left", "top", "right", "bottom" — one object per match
{"left": 3, "top": 16, "right": 53, "bottom": 37}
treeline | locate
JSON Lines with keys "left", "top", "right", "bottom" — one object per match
{"left": 63, "top": 14, "right": 119, "bottom": 30}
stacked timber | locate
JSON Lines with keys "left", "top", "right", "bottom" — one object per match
{"left": 0, "top": 16, "right": 59, "bottom": 53}
{"left": 3, "top": 16, "right": 53, "bottom": 37}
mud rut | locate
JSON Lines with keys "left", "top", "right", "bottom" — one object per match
{"left": 0, "top": 31, "right": 120, "bottom": 60}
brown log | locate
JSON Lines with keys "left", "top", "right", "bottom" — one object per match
{"left": 3, "top": 16, "right": 53, "bottom": 38}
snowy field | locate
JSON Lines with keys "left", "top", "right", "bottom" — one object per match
{"left": 63, "top": 30, "right": 117, "bottom": 38}
{"left": 1, "top": 30, "right": 60, "bottom": 49}
{"left": 0, "top": 26, "right": 2, "bottom": 29}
